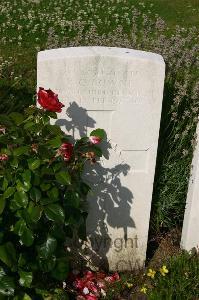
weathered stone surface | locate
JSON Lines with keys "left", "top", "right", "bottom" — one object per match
{"left": 37, "top": 47, "right": 165, "bottom": 270}
{"left": 181, "top": 123, "right": 199, "bottom": 252}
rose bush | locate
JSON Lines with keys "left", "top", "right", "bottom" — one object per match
{"left": 0, "top": 89, "right": 106, "bottom": 299}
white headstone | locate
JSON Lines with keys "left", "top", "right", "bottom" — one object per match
{"left": 37, "top": 47, "right": 165, "bottom": 270}
{"left": 181, "top": 123, "right": 199, "bottom": 252}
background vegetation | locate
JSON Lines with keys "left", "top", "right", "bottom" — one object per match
{"left": 0, "top": 0, "right": 199, "bottom": 234}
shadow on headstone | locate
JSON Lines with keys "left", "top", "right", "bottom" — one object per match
{"left": 56, "top": 102, "right": 135, "bottom": 271}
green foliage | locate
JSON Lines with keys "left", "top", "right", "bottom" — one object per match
{"left": 148, "top": 251, "right": 199, "bottom": 299}
{"left": 0, "top": 106, "right": 105, "bottom": 298}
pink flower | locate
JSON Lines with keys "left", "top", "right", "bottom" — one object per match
{"left": 37, "top": 87, "right": 64, "bottom": 113}
{"left": 113, "top": 272, "right": 120, "bottom": 281}
{"left": 86, "top": 281, "right": 98, "bottom": 294}
{"left": 85, "top": 294, "right": 98, "bottom": 300}
{"left": 74, "top": 278, "right": 85, "bottom": 290}
{"left": 0, "top": 154, "right": 8, "bottom": 161}
{"left": 96, "top": 279, "right": 106, "bottom": 289}
{"left": 104, "top": 272, "right": 120, "bottom": 283}
{"left": 60, "top": 142, "right": 73, "bottom": 161}
{"left": 89, "top": 136, "right": 101, "bottom": 145}
{"left": 84, "top": 271, "right": 96, "bottom": 281}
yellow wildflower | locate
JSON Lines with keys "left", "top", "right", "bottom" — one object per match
{"left": 147, "top": 268, "right": 156, "bottom": 279}
{"left": 125, "top": 282, "right": 133, "bottom": 288}
{"left": 140, "top": 286, "right": 147, "bottom": 294}
{"left": 159, "top": 265, "right": 169, "bottom": 276}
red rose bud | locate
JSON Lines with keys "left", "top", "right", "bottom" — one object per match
{"left": 0, "top": 154, "right": 8, "bottom": 161}
{"left": 0, "top": 126, "right": 6, "bottom": 134}
{"left": 37, "top": 87, "right": 64, "bottom": 113}
{"left": 89, "top": 136, "right": 101, "bottom": 145}
{"left": 60, "top": 142, "right": 73, "bottom": 161}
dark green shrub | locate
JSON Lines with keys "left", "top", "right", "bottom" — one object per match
{"left": 0, "top": 100, "right": 105, "bottom": 299}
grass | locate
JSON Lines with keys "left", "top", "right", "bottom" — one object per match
{"left": 0, "top": 0, "right": 198, "bottom": 233}
{"left": 132, "top": 0, "right": 199, "bottom": 29}
{"left": 104, "top": 251, "right": 199, "bottom": 299}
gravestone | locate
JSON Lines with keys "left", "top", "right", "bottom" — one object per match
{"left": 181, "top": 123, "right": 199, "bottom": 252}
{"left": 37, "top": 47, "right": 165, "bottom": 270}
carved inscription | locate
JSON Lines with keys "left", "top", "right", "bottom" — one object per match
{"left": 55, "top": 64, "right": 152, "bottom": 106}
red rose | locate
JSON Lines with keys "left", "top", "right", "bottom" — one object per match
{"left": 0, "top": 154, "right": 8, "bottom": 161}
{"left": 37, "top": 87, "right": 64, "bottom": 112}
{"left": 89, "top": 136, "right": 101, "bottom": 145}
{"left": 60, "top": 142, "right": 73, "bottom": 161}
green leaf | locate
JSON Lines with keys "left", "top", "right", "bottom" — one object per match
{"left": 50, "top": 224, "right": 65, "bottom": 241}
{"left": 47, "top": 111, "right": 57, "bottom": 119}
{"left": 80, "top": 182, "right": 91, "bottom": 196}
{"left": 0, "top": 242, "right": 17, "bottom": 268}
{"left": 40, "top": 183, "right": 51, "bottom": 191}
{"left": 22, "top": 170, "right": 31, "bottom": 184}
{"left": 13, "top": 191, "right": 28, "bottom": 209}
{"left": 28, "top": 204, "right": 42, "bottom": 222}
{"left": 0, "top": 196, "right": 5, "bottom": 215}
{"left": 30, "top": 187, "right": 41, "bottom": 202}
{"left": 92, "top": 145, "right": 103, "bottom": 157}
{"left": 55, "top": 171, "right": 71, "bottom": 185}
{"left": 18, "top": 253, "right": 28, "bottom": 268}
{"left": 9, "top": 112, "right": 24, "bottom": 125}
{"left": 53, "top": 162, "right": 63, "bottom": 173}
{"left": 51, "top": 257, "right": 69, "bottom": 281}
{"left": 41, "top": 197, "right": 57, "bottom": 205}
{"left": 22, "top": 294, "right": 32, "bottom": 300}
{"left": 13, "top": 146, "right": 29, "bottom": 156}
{"left": 67, "top": 192, "right": 80, "bottom": 208}
{"left": 28, "top": 158, "right": 41, "bottom": 171}
{"left": 47, "top": 136, "right": 62, "bottom": 148}
{"left": 38, "top": 236, "right": 57, "bottom": 259}
{"left": 44, "top": 204, "right": 65, "bottom": 223}
{"left": 14, "top": 219, "right": 26, "bottom": 236}
{"left": 23, "top": 121, "right": 35, "bottom": 130}
{"left": 3, "top": 187, "right": 15, "bottom": 199}
{"left": 21, "top": 227, "right": 34, "bottom": 247}
{"left": 14, "top": 220, "right": 34, "bottom": 246}
{"left": 16, "top": 179, "right": 31, "bottom": 192}
{"left": 2, "top": 178, "right": 8, "bottom": 191}
{"left": 33, "top": 173, "right": 40, "bottom": 186}
{"left": 19, "top": 271, "right": 32, "bottom": 288}
{"left": 90, "top": 128, "right": 106, "bottom": 140}
{"left": 10, "top": 157, "right": 19, "bottom": 168}
{"left": 0, "top": 268, "right": 15, "bottom": 296}
{"left": 38, "top": 256, "right": 56, "bottom": 272}
{"left": 41, "top": 166, "right": 53, "bottom": 176}
{"left": 47, "top": 187, "right": 59, "bottom": 201}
